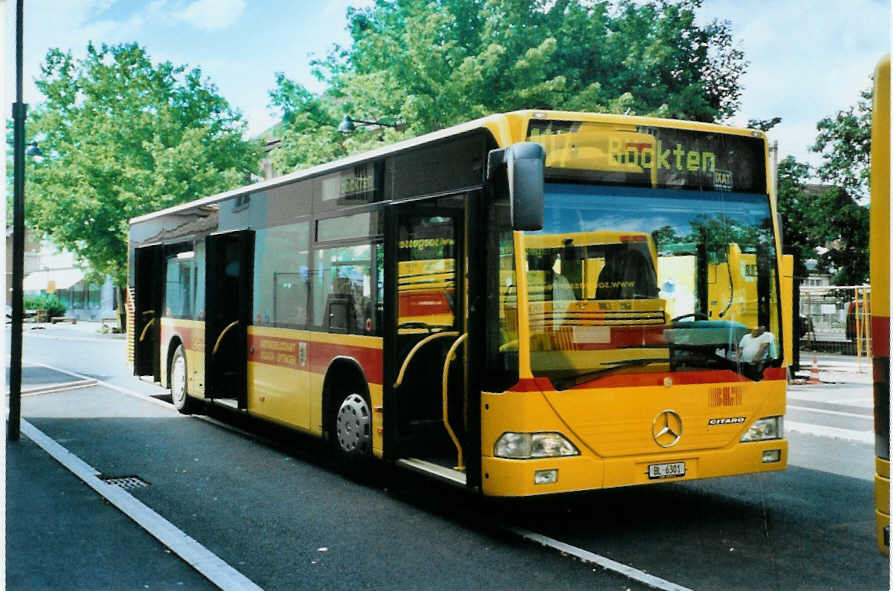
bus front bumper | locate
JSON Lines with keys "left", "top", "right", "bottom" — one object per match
{"left": 480, "top": 438, "right": 787, "bottom": 497}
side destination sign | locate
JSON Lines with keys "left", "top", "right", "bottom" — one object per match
{"left": 527, "top": 119, "right": 767, "bottom": 194}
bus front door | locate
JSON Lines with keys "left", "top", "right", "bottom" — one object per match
{"left": 388, "top": 199, "right": 468, "bottom": 471}
{"left": 133, "top": 244, "right": 164, "bottom": 380}
{"left": 204, "top": 230, "right": 253, "bottom": 409}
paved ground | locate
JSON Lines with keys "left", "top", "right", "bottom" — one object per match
{"left": 6, "top": 322, "right": 888, "bottom": 590}
{"left": 7, "top": 430, "right": 216, "bottom": 590}
{"left": 13, "top": 384, "right": 650, "bottom": 591}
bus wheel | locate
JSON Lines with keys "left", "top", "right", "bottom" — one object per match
{"left": 334, "top": 393, "right": 371, "bottom": 459}
{"left": 170, "top": 345, "right": 194, "bottom": 414}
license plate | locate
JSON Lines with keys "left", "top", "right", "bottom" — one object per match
{"left": 648, "top": 462, "right": 686, "bottom": 479}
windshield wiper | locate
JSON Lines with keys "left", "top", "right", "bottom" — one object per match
{"left": 555, "top": 357, "right": 670, "bottom": 389}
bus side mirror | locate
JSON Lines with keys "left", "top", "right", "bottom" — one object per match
{"left": 488, "top": 142, "right": 545, "bottom": 231}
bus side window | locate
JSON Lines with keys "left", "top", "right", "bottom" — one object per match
{"left": 165, "top": 253, "right": 194, "bottom": 318}
{"left": 314, "top": 244, "right": 373, "bottom": 335}
{"left": 253, "top": 222, "right": 310, "bottom": 327}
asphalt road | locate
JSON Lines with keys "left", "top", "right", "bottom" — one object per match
{"left": 10, "top": 323, "right": 890, "bottom": 590}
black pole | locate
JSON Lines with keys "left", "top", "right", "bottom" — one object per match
{"left": 9, "top": 0, "right": 26, "bottom": 441}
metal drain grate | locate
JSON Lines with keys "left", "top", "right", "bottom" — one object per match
{"left": 100, "top": 475, "right": 150, "bottom": 489}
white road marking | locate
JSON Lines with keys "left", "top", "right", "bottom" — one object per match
{"left": 25, "top": 358, "right": 279, "bottom": 446}
{"left": 22, "top": 332, "right": 119, "bottom": 344}
{"left": 787, "top": 404, "right": 873, "bottom": 420}
{"left": 510, "top": 528, "right": 694, "bottom": 591}
{"left": 785, "top": 420, "right": 874, "bottom": 444}
{"left": 24, "top": 360, "right": 173, "bottom": 410}
{"left": 21, "top": 420, "right": 264, "bottom": 591}
{"left": 22, "top": 379, "right": 98, "bottom": 396}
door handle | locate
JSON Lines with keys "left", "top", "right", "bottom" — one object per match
{"left": 138, "top": 317, "right": 155, "bottom": 342}
{"left": 212, "top": 320, "right": 240, "bottom": 355}
{"left": 393, "top": 331, "right": 459, "bottom": 388}
{"left": 441, "top": 333, "right": 467, "bottom": 471}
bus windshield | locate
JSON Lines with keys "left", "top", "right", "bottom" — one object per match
{"left": 524, "top": 183, "right": 780, "bottom": 387}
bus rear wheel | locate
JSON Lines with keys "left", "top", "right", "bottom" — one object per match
{"left": 334, "top": 393, "right": 372, "bottom": 459}
{"left": 170, "top": 345, "right": 195, "bottom": 414}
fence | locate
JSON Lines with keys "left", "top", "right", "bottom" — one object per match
{"left": 799, "top": 285, "right": 871, "bottom": 358}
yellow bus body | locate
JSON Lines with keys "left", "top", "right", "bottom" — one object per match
{"left": 870, "top": 55, "right": 890, "bottom": 555}
{"left": 133, "top": 108, "right": 788, "bottom": 497}
{"left": 160, "top": 318, "right": 386, "bottom": 458}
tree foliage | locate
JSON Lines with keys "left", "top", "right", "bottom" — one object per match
{"left": 270, "top": 0, "right": 747, "bottom": 172}
{"left": 746, "top": 117, "right": 781, "bottom": 132}
{"left": 811, "top": 86, "right": 872, "bottom": 200}
{"left": 25, "top": 43, "right": 262, "bottom": 286}
{"left": 783, "top": 80, "right": 874, "bottom": 284}
{"left": 776, "top": 156, "right": 869, "bottom": 284}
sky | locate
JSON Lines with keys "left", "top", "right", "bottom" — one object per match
{"left": 3, "top": 0, "right": 890, "bottom": 169}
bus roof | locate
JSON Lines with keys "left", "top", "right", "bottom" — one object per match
{"left": 130, "top": 110, "right": 767, "bottom": 225}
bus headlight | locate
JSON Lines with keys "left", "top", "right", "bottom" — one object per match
{"left": 740, "top": 416, "right": 783, "bottom": 442}
{"left": 494, "top": 432, "right": 579, "bottom": 459}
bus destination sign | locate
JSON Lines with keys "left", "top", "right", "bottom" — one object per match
{"left": 527, "top": 119, "right": 767, "bottom": 194}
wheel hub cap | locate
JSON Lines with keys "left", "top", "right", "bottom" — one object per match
{"left": 171, "top": 356, "right": 186, "bottom": 403}
{"left": 336, "top": 394, "right": 371, "bottom": 454}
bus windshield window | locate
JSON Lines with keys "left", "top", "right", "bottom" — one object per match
{"left": 524, "top": 183, "right": 780, "bottom": 386}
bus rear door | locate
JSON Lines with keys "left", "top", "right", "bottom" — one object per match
{"left": 205, "top": 230, "right": 253, "bottom": 408}
{"left": 133, "top": 244, "right": 164, "bottom": 380}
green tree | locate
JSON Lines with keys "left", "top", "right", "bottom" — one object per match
{"left": 776, "top": 156, "right": 869, "bottom": 284}
{"left": 270, "top": 0, "right": 747, "bottom": 172}
{"left": 25, "top": 43, "right": 261, "bottom": 295}
{"left": 811, "top": 86, "right": 872, "bottom": 200}
{"left": 776, "top": 156, "right": 818, "bottom": 278}
{"left": 746, "top": 117, "right": 782, "bottom": 132}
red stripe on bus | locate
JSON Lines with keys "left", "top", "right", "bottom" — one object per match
{"left": 247, "top": 335, "right": 300, "bottom": 369}
{"left": 568, "top": 367, "right": 787, "bottom": 389}
{"left": 509, "top": 367, "right": 786, "bottom": 392}
{"left": 543, "top": 326, "right": 667, "bottom": 350}
{"left": 399, "top": 291, "right": 453, "bottom": 316}
{"left": 160, "top": 324, "right": 205, "bottom": 351}
{"left": 247, "top": 335, "right": 384, "bottom": 385}
{"left": 309, "top": 341, "right": 383, "bottom": 385}
{"left": 508, "top": 378, "right": 556, "bottom": 392}
{"left": 873, "top": 316, "right": 890, "bottom": 359}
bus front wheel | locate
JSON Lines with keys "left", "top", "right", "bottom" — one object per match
{"left": 170, "top": 345, "right": 195, "bottom": 414}
{"left": 334, "top": 393, "right": 372, "bottom": 459}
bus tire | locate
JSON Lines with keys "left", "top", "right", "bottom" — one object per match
{"left": 333, "top": 392, "right": 372, "bottom": 462}
{"left": 170, "top": 345, "right": 195, "bottom": 414}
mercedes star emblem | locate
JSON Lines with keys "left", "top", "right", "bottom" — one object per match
{"left": 652, "top": 409, "right": 683, "bottom": 448}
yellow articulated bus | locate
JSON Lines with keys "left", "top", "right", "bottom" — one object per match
{"left": 128, "top": 110, "right": 787, "bottom": 496}
{"left": 870, "top": 55, "right": 890, "bottom": 555}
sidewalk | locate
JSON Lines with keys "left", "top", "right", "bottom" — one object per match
{"left": 792, "top": 352, "right": 873, "bottom": 385}
{"left": 20, "top": 319, "right": 126, "bottom": 340}
{"left": 787, "top": 353, "right": 873, "bottom": 409}
{"left": 6, "top": 368, "right": 215, "bottom": 590}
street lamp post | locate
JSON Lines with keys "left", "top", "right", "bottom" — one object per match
{"left": 337, "top": 115, "right": 401, "bottom": 133}
{"left": 9, "top": 0, "right": 27, "bottom": 441}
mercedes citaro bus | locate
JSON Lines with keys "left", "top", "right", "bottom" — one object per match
{"left": 128, "top": 110, "right": 787, "bottom": 496}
